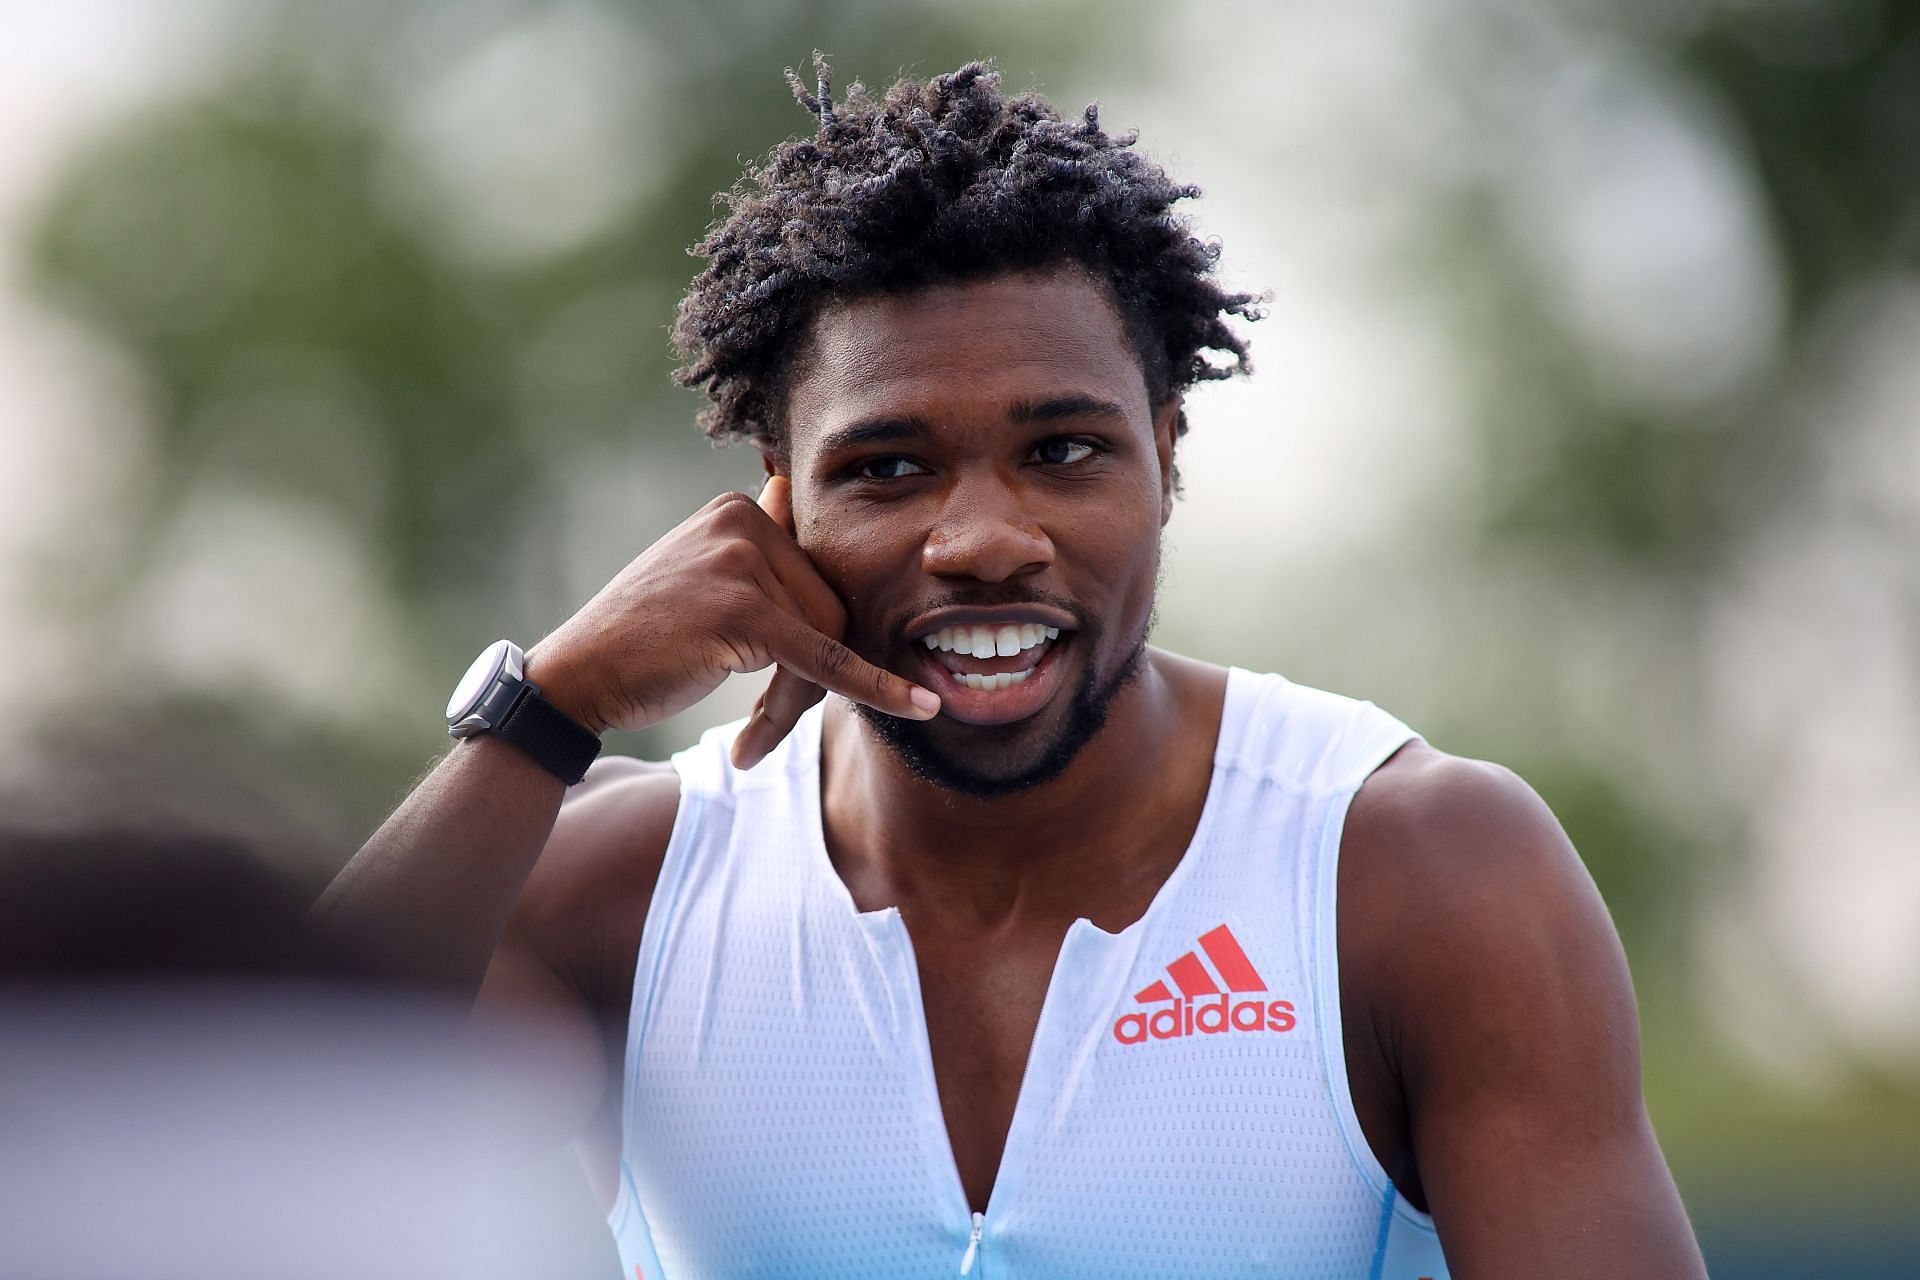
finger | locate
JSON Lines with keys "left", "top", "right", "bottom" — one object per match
{"left": 729, "top": 688, "right": 773, "bottom": 769}
{"left": 730, "top": 666, "right": 827, "bottom": 770}
{"left": 762, "top": 663, "right": 826, "bottom": 733}
{"left": 750, "top": 551, "right": 841, "bottom": 651}
{"left": 758, "top": 605, "right": 939, "bottom": 721}
{"left": 743, "top": 483, "right": 849, "bottom": 639}
{"left": 729, "top": 569, "right": 827, "bottom": 768}
{"left": 759, "top": 544, "right": 847, "bottom": 640}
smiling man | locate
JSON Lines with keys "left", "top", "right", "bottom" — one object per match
{"left": 320, "top": 60, "right": 1706, "bottom": 1279}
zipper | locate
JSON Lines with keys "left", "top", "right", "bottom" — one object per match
{"left": 960, "top": 924, "right": 1075, "bottom": 1279}
{"left": 958, "top": 1211, "right": 984, "bottom": 1275}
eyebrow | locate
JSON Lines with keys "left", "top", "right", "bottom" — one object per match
{"left": 1008, "top": 393, "right": 1129, "bottom": 424}
{"left": 813, "top": 415, "right": 933, "bottom": 457}
{"left": 812, "top": 393, "right": 1129, "bottom": 457}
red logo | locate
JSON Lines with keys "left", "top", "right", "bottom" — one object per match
{"left": 1112, "top": 924, "right": 1297, "bottom": 1045}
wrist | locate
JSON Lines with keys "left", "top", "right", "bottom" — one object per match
{"left": 523, "top": 645, "right": 608, "bottom": 736}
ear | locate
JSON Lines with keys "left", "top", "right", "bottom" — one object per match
{"left": 749, "top": 432, "right": 788, "bottom": 478}
{"left": 1152, "top": 394, "right": 1183, "bottom": 526}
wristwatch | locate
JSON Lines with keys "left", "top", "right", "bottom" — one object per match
{"left": 445, "top": 639, "right": 602, "bottom": 785}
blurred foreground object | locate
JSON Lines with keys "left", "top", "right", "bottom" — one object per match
{"left": 0, "top": 826, "right": 605, "bottom": 1280}
{"left": 0, "top": 827, "right": 361, "bottom": 980}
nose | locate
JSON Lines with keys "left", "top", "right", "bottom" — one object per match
{"left": 920, "top": 478, "right": 1054, "bottom": 584}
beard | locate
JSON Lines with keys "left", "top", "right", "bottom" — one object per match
{"left": 850, "top": 603, "right": 1153, "bottom": 800}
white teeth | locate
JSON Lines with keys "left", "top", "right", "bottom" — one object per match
{"left": 957, "top": 670, "right": 1033, "bottom": 691}
{"left": 922, "top": 623, "right": 1061, "bottom": 654}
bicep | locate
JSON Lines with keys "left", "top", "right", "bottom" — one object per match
{"left": 473, "top": 926, "right": 610, "bottom": 1149}
{"left": 470, "top": 758, "right": 680, "bottom": 1153}
{"left": 1373, "top": 761, "right": 1704, "bottom": 1278}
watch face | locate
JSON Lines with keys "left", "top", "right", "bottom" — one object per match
{"left": 446, "top": 639, "right": 511, "bottom": 722}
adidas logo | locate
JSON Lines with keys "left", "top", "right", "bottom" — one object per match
{"left": 1112, "top": 924, "right": 1297, "bottom": 1046}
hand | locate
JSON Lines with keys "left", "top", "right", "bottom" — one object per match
{"left": 524, "top": 477, "right": 938, "bottom": 760}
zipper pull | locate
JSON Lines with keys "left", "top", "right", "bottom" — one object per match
{"left": 958, "top": 1211, "right": 984, "bottom": 1275}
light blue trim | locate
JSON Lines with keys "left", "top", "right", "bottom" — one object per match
{"left": 622, "top": 1161, "right": 643, "bottom": 1224}
{"left": 605, "top": 1160, "right": 632, "bottom": 1232}
{"left": 609, "top": 1158, "right": 668, "bottom": 1279}
{"left": 1367, "top": 1183, "right": 1398, "bottom": 1280}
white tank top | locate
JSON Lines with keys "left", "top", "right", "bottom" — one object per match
{"left": 608, "top": 667, "right": 1449, "bottom": 1279}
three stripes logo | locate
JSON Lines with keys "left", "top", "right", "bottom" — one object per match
{"left": 1112, "top": 924, "right": 1297, "bottom": 1046}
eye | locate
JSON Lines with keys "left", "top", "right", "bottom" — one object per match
{"left": 851, "top": 456, "right": 929, "bottom": 481}
{"left": 1031, "top": 437, "right": 1099, "bottom": 466}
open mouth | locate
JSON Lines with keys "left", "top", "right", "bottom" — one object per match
{"left": 911, "top": 621, "right": 1073, "bottom": 725}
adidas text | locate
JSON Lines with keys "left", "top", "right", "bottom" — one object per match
{"left": 1112, "top": 994, "right": 1297, "bottom": 1045}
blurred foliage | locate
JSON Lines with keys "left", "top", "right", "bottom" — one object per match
{"left": 1430, "top": 0, "right": 1918, "bottom": 575}
{"left": 1401, "top": 0, "right": 1919, "bottom": 1020}
{"left": 1689, "top": 0, "right": 1920, "bottom": 315}
{"left": 1427, "top": 5, "right": 1920, "bottom": 1246}
{"left": 33, "top": 94, "right": 525, "bottom": 594}
{"left": 21, "top": 0, "right": 1124, "bottom": 852}
{"left": 29, "top": 0, "right": 1119, "bottom": 604}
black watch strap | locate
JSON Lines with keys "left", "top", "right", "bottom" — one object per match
{"left": 493, "top": 681, "right": 602, "bottom": 785}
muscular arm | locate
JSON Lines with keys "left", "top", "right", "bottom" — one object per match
{"left": 312, "top": 730, "right": 570, "bottom": 993}
{"left": 1344, "top": 749, "right": 1706, "bottom": 1278}
{"left": 314, "top": 481, "right": 931, "bottom": 1000}
{"left": 473, "top": 759, "right": 680, "bottom": 1176}
{"left": 316, "top": 744, "right": 678, "bottom": 1159}
{"left": 312, "top": 480, "right": 929, "bottom": 1167}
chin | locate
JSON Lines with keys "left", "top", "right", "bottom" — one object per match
{"left": 852, "top": 637, "right": 1147, "bottom": 800}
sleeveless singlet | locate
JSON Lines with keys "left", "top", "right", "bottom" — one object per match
{"left": 607, "top": 667, "right": 1449, "bottom": 1279}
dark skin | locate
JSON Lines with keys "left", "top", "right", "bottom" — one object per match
{"left": 333, "top": 270, "right": 1703, "bottom": 1276}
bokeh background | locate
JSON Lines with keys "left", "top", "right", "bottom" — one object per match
{"left": 3, "top": 0, "right": 1916, "bottom": 1274}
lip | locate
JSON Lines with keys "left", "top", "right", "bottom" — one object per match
{"left": 905, "top": 604, "right": 1079, "bottom": 642}
{"left": 912, "top": 630, "right": 1073, "bottom": 726}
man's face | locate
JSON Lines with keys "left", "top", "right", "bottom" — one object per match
{"left": 781, "top": 269, "right": 1178, "bottom": 797}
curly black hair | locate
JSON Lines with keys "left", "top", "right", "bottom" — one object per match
{"left": 672, "top": 55, "right": 1260, "bottom": 455}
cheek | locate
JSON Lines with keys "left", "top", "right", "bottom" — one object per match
{"left": 795, "top": 507, "right": 901, "bottom": 605}
{"left": 1059, "top": 521, "right": 1160, "bottom": 629}
{"left": 1078, "top": 476, "right": 1163, "bottom": 567}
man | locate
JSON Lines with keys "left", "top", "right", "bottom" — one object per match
{"left": 320, "top": 60, "right": 1707, "bottom": 1278}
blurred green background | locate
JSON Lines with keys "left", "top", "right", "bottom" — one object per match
{"left": 3, "top": 0, "right": 1916, "bottom": 1273}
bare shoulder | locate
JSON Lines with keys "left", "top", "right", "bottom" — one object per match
{"left": 1338, "top": 740, "right": 1640, "bottom": 1106}
{"left": 1335, "top": 745, "right": 1703, "bottom": 1272}
{"left": 1340, "top": 738, "right": 1641, "bottom": 1116}
{"left": 1341, "top": 741, "right": 1609, "bottom": 964}
{"left": 1345, "top": 740, "right": 1566, "bottom": 865}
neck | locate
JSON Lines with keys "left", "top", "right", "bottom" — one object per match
{"left": 820, "top": 648, "right": 1226, "bottom": 933}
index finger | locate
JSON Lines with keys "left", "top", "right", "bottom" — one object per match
{"left": 755, "top": 603, "right": 940, "bottom": 722}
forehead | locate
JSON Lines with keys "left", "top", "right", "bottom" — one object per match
{"left": 785, "top": 271, "right": 1149, "bottom": 447}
